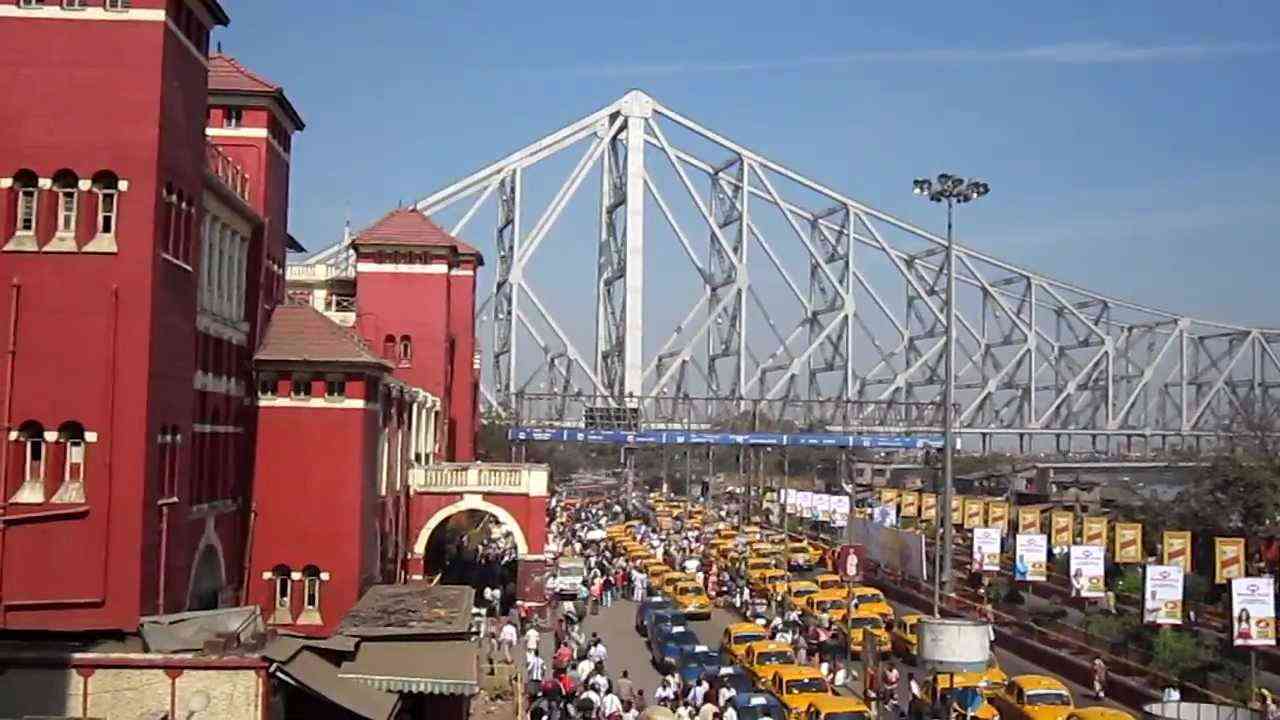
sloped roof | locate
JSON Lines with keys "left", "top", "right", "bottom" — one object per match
{"left": 351, "top": 209, "right": 483, "bottom": 262}
{"left": 208, "top": 53, "right": 306, "bottom": 131}
{"left": 255, "top": 304, "right": 391, "bottom": 367}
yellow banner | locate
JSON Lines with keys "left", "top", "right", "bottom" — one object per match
{"left": 1018, "top": 507, "right": 1041, "bottom": 535}
{"left": 1114, "top": 522, "right": 1143, "bottom": 563}
{"left": 900, "top": 491, "right": 919, "bottom": 518}
{"left": 920, "top": 493, "right": 937, "bottom": 522}
{"left": 1163, "top": 531, "right": 1192, "bottom": 572}
{"left": 986, "top": 501, "right": 1009, "bottom": 533}
{"left": 964, "top": 498, "right": 985, "bottom": 529}
{"left": 879, "top": 488, "right": 899, "bottom": 508}
{"left": 951, "top": 495, "right": 964, "bottom": 526}
{"left": 1050, "top": 511, "right": 1074, "bottom": 548}
{"left": 1083, "top": 517, "right": 1108, "bottom": 547}
{"left": 1215, "top": 537, "right": 1246, "bottom": 584}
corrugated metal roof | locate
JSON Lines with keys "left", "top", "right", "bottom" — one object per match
{"left": 338, "top": 640, "right": 478, "bottom": 696}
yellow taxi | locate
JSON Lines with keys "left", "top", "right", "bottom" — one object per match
{"left": 1065, "top": 709, "right": 1136, "bottom": 720}
{"left": 850, "top": 586, "right": 894, "bottom": 621}
{"left": 660, "top": 571, "right": 696, "bottom": 596}
{"left": 981, "top": 657, "right": 1009, "bottom": 697}
{"left": 716, "top": 527, "right": 739, "bottom": 542}
{"left": 842, "top": 611, "right": 891, "bottom": 658}
{"left": 814, "top": 573, "right": 849, "bottom": 599}
{"left": 742, "top": 525, "right": 764, "bottom": 541}
{"left": 913, "top": 672, "right": 1000, "bottom": 720}
{"left": 991, "top": 675, "right": 1075, "bottom": 720}
{"left": 787, "top": 541, "right": 824, "bottom": 570}
{"left": 720, "top": 622, "right": 770, "bottom": 665}
{"left": 671, "top": 580, "right": 712, "bottom": 619}
{"left": 748, "top": 568, "right": 789, "bottom": 595}
{"left": 767, "top": 665, "right": 833, "bottom": 720}
{"left": 801, "top": 591, "right": 849, "bottom": 624}
{"left": 805, "top": 694, "right": 871, "bottom": 720}
{"left": 890, "top": 612, "right": 924, "bottom": 662}
{"left": 745, "top": 556, "right": 777, "bottom": 574}
{"left": 785, "top": 580, "right": 822, "bottom": 609}
{"left": 742, "top": 640, "right": 797, "bottom": 688}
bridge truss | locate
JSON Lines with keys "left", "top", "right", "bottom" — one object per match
{"left": 303, "top": 91, "right": 1280, "bottom": 446}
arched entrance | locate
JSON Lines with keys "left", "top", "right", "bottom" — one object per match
{"left": 413, "top": 498, "right": 529, "bottom": 611}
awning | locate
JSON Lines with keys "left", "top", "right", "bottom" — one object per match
{"left": 338, "top": 640, "right": 478, "bottom": 695}
{"left": 276, "top": 648, "right": 400, "bottom": 720}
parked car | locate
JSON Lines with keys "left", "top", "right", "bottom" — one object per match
{"left": 635, "top": 596, "right": 674, "bottom": 636}
{"left": 727, "top": 693, "right": 787, "bottom": 720}
{"left": 649, "top": 622, "right": 701, "bottom": 672}
{"left": 676, "top": 644, "right": 723, "bottom": 687}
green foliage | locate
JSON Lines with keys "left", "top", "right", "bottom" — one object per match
{"left": 1083, "top": 612, "right": 1138, "bottom": 642}
{"left": 1184, "top": 572, "right": 1211, "bottom": 604}
{"left": 1114, "top": 567, "right": 1144, "bottom": 596}
{"left": 1150, "top": 628, "right": 1204, "bottom": 680}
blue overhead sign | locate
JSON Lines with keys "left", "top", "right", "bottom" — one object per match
{"left": 506, "top": 427, "right": 943, "bottom": 449}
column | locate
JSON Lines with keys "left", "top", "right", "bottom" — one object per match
{"left": 210, "top": 224, "right": 224, "bottom": 316}
{"left": 198, "top": 216, "right": 212, "bottom": 309}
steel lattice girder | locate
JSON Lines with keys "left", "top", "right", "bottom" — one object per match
{"left": 296, "top": 90, "right": 1280, "bottom": 442}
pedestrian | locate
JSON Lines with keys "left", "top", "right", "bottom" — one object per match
{"left": 603, "top": 573, "right": 615, "bottom": 608}
{"left": 601, "top": 688, "right": 624, "bottom": 720}
{"left": 576, "top": 655, "right": 595, "bottom": 681}
{"left": 655, "top": 678, "right": 677, "bottom": 708}
{"left": 622, "top": 700, "right": 639, "bottom": 720}
{"left": 634, "top": 689, "right": 648, "bottom": 712}
{"left": 616, "top": 669, "right": 634, "bottom": 705}
{"left": 698, "top": 698, "right": 719, "bottom": 720}
{"left": 1092, "top": 657, "right": 1108, "bottom": 700}
{"left": 526, "top": 624, "right": 541, "bottom": 656}
{"left": 717, "top": 679, "right": 737, "bottom": 706}
{"left": 588, "top": 637, "right": 609, "bottom": 673}
{"left": 499, "top": 618, "right": 519, "bottom": 662}
{"left": 527, "top": 651, "right": 546, "bottom": 683}
{"left": 675, "top": 704, "right": 693, "bottom": 720}
{"left": 687, "top": 677, "right": 710, "bottom": 707}
{"left": 722, "top": 701, "right": 738, "bottom": 720}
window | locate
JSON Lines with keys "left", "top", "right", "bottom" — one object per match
{"left": 325, "top": 378, "right": 346, "bottom": 399}
{"left": 92, "top": 171, "right": 119, "bottom": 237}
{"left": 18, "top": 0, "right": 45, "bottom": 8}
{"left": 302, "top": 565, "right": 321, "bottom": 609}
{"left": 290, "top": 376, "right": 311, "bottom": 398}
{"left": 53, "top": 170, "right": 78, "bottom": 236}
{"left": 62, "top": 0, "right": 86, "bottom": 8}
{"left": 104, "top": 0, "right": 130, "bottom": 9}
{"left": 398, "top": 335, "right": 413, "bottom": 367}
{"left": 9, "top": 421, "right": 45, "bottom": 503}
{"left": 223, "top": 108, "right": 243, "bottom": 129}
{"left": 12, "top": 170, "right": 38, "bottom": 236}
{"left": 269, "top": 564, "right": 293, "bottom": 624}
{"left": 382, "top": 334, "right": 396, "bottom": 360}
{"left": 50, "top": 421, "right": 88, "bottom": 503}
{"left": 258, "top": 375, "right": 276, "bottom": 397}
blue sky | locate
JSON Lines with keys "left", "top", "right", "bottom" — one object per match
{"left": 219, "top": 1, "right": 1278, "bottom": 328}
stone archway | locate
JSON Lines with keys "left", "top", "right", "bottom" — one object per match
{"left": 413, "top": 495, "right": 530, "bottom": 558}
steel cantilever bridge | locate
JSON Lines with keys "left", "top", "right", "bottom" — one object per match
{"left": 302, "top": 91, "right": 1279, "bottom": 452}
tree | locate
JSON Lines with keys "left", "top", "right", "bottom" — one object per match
{"left": 1170, "top": 406, "right": 1280, "bottom": 536}
{"left": 1150, "top": 628, "right": 1205, "bottom": 680}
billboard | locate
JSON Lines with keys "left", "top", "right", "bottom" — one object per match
{"left": 1051, "top": 511, "right": 1074, "bottom": 550}
{"left": 1069, "top": 545, "right": 1106, "bottom": 598}
{"left": 1162, "top": 530, "right": 1192, "bottom": 572}
{"left": 1115, "top": 523, "right": 1143, "bottom": 564}
{"left": 814, "top": 493, "right": 833, "bottom": 523}
{"left": 880, "top": 489, "right": 900, "bottom": 509}
{"left": 951, "top": 495, "right": 964, "bottom": 526}
{"left": 963, "top": 498, "right": 985, "bottom": 529}
{"left": 831, "top": 495, "right": 851, "bottom": 527}
{"left": 1231, "top": 577, "right": 1276, "bottom": 647}
{"left": 1143, "top": 564, "right": 1183, "bottom": 626}
{"left": 973, "top": 528, "right": 1002, "bottom": 572}
{"left": 1017, "top": 507, "right": 1041, "bottom": 535}
{"left": 1015, "top": 534, "right": 1048, "bottom": 582}
{"left": 986, "top": 501, "right": 1009, "bottom": 534}
{"left": 1082, "top": 516, "right": 1108, "bottom": 547}
{"left": 796, "top": 491, "right": 814, "bottom": 519}
{"left": 920, "top": 493, "right": 937, "bottom": 522}
{"left": 848, "top": 517, "right": 927, "bottom": 581}
{"left": 1216, "top": 537, "right": 1246, "bottom": 584}
{"left": 900, "top": 491, "right": 919, "bottom": 518}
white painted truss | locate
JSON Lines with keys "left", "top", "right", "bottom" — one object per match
{"left": 294, "top": 91, "right": 1280, "bottom": 445}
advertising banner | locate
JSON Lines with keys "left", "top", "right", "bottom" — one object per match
{"left": 1083, "top": 516, "right": 1108, "bottom": 547}
{"left": 1069, "top": 545, "right": 1106, "bottom": 598}
{"left": 1143, "top": 564, "right": 1184, "bottom": 625}
{"left": 848, "top": 518, "right": 927, "bottom": 581}
{"left": 1018, "top": 507, "right": 1041, "bottom": 535}
{"left": 783, "top": 488, "right": 795, "bottom": 512}
{"left": 1231, "top": 577, "right": 1277, "bottom": 647}
{"left": 973, "top": 528, "right": 1002, "bottom": 572}
{"left": 831, "top": 495, "right": 851, "bottom": 527}
{"left": 872, "top": 503, "right": 898, "bottom": 528}
{"left": 880, "top": 489, "right": 900, "bottom": 509}
{"left": 1115, "top": 523, "right": 1143, "bottom": 564}
{"left": 1216, "top": 537, "right": 1246, "bottom": 584}
{"left": 837, "top": 544, "right": 865, "bottom": 581}
{"left": 963, "top": 498, "right": 985, "bottom": 529}
{"left": 951, "top": 495, "right": 964, "bottom": 525}
{"left": 1163, "top": 530, "right": 1192, "bottom": 572}
{"left": 1051, "top": 511, "right": 1075, "bottom": 550}
{"left": 986, "top": 501, "right": 1009, "bottom": 534}
{"left": 796, "top": 491, "right": 814, "bottom": 519}
{"left": 1014, "top": 534, "right": 1048, "bottom": 582}
{"left": 900, "top": 491, "right": 919, "bottom": 518}
{"left": 920, "top": 493, "right": 937, "bottom": 522}
{"left": 814, "top": 493, "right": 833, "bottom": 523}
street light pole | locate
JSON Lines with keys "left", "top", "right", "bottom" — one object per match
{"left": 913, "top": 173, "right": 989, "bottom": 610}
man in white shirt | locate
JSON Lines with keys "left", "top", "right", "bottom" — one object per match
{"left": 655, "top": 678, "right": 678, "bottom": 707}
{"left": 526, "top": 651, "right": 545, "bottom": 683}
{"left": 600, "top": 690, "right": 624, "bottom": 720}
{"left": 717, "top": 681, "right": 736, "bottom": 706}
{"left": 576, "top": 656, "right": 595, "bottom": 680}
{"left": 687, "top": 678, "right": 710, "bottom": 708}
{"left": 698, "top": 700, "right": 719, "bottom": 720}
{"left": 675, "top": 705, "right": 693, "bottom": 720}
{"left": 498, "top": 619, "right": 519, "bottom": 662}
{"left": 525, "top": 626, "right": 540, "bottom": 654}
{"left": 722, "top": 704, "right": 738, "bottom": 720}
{"left": 588, "top": 639, "right": 609, "bottom": 668}
{"left": 590, "top": 671, "right": 610, "bottom": 695}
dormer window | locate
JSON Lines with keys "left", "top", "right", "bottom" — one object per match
{"left": 223, "top": 108, "right": 243, "bottom": 129}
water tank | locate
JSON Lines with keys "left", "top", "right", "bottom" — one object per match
{"left": 917, "top": 617, "right": 990, "bottom": 673}
{"left": 1143, "top": 703, "right": 1259, "bottom": 720}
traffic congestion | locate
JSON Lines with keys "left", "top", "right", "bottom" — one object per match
{"left": 522, "top": 492, "right": 1133, "bottom": 720}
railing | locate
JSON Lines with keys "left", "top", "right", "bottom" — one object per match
{"left": 205, "top": 141, "right": 251, "bottom": 204}
{"left": 326, "top": 294, "right": 356, "bottom": 312}
{"left": 286, "top": 263, "right": 355, "bottom": 282}
{"left": 410, "top": 462, "right": 550, "bottom": 496}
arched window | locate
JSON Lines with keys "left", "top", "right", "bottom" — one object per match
{"left": 50, "top": 421, "right": 87, "bottom": 503}
{"left": 9, "top": 420, "right": 46, "bottom": 503}
{"left": 11, "top": 169, "right": 39, "bottom": 237}
{"left": 382, "top": 334, "right": 396, "bottom": 360}
{"left": 301, "top": 564, "right": 323, "bottom": 616}
{"left": 398, "top": 335, "right": 412, "bottom": 367}
{"left": 269, "top": 563, "right": 293, "bottom": 624}
{"left": 52, "top": 170, "right": 79, "bottom": 237}
{"left": 91, "top": 171, "right": 119, "bottom": 237}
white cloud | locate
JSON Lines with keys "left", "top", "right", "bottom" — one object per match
{"left": 567, "top": 41, "right": 1275, "bottom": 77}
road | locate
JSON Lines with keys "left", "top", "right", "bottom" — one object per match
{"left": 545, "top": 590, "right": 1124, "bottom": 715}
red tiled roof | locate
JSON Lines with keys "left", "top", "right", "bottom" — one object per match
{"left": 208, "top": 53, "right": 306, "bottom": 131}
{"left": 255, "top": 304, "right": 391, "bottom": 367}
{"left": 351, "top": 209, "right": 483, "bottom": 260}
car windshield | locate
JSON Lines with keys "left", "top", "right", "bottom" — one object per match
{"left": 856, "top": 591, "right": 885, "bottom": 603}
{"left": 825, "top": 713, "right": 869, "bottom": 720}
{"left": 814, "top": 599, "right": 841, "bottom": 611}
{"left": 756, "top": 650, "right": 795, "bottom": 665}
{"left": 667, "top": 630, "right": 698, "bottom": 646}
{"left": 738, "top": 703, "right": 786, "bottom": 720}
{"left": 676, "top": 584, "right": 702, "bottom": 596}
{"left": 733, "top": 632, "right": 768, "bottom": 645}
{"left": 683, "top": 651, "right": 720, "bottom": 666}
{"left": 792, "top": 587, "right": 818, "bottom": 598}
{"left": 847, "top": 616, "right": 884, "bottom": 629}
{"left": 785, "top": 677, "right": 829, "bottom": 694}
{"left": 819, "top": 579, "right": 841, "bottom": 589}
{"left": 646, "top": 599, "right": 673, "bottom": 611}
{"left": 1026, "top": 691, "right": 1072, "bottom": 706}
